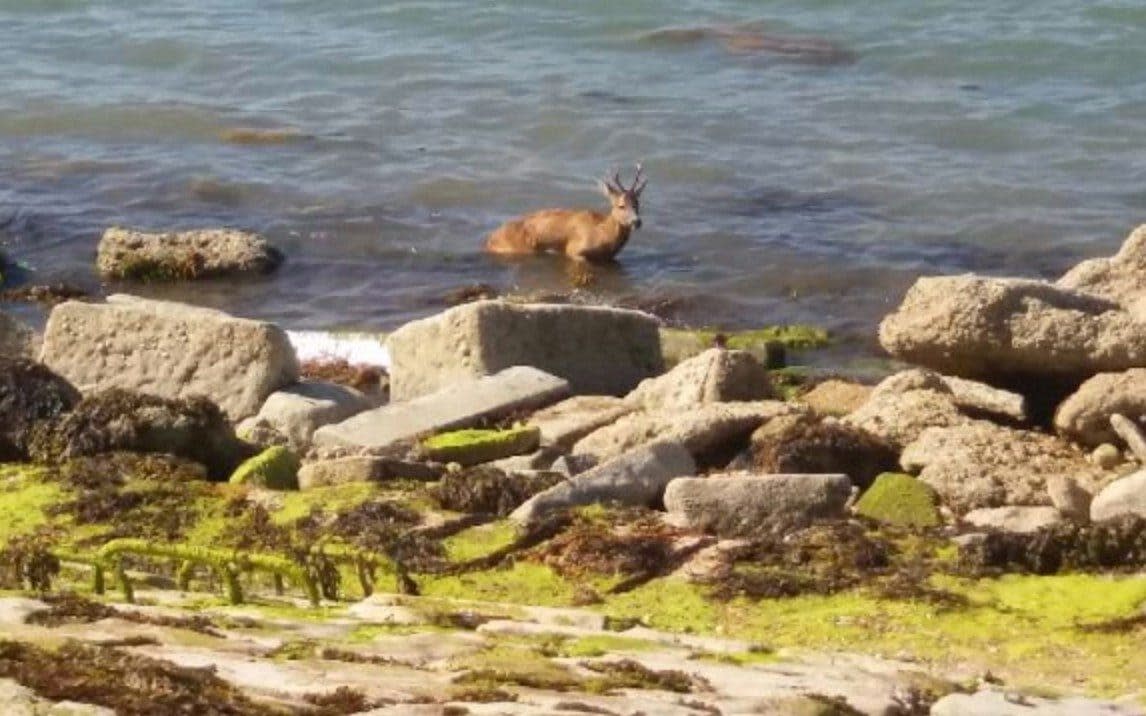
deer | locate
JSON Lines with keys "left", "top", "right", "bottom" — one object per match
{"left": 484, "top": 164, "right": 647, "bottom": 264}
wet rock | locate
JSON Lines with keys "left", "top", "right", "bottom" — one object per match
{"left": 237, "top": 380, "right": 373, "bottom": 451}
{"left": 750, "top": 414, "right": 897, "bottom": 490}
{"left": 526, "top": 395, "right": 635, "bottom": 449}
{"left": 313, "top": 366, "right": 569, "bottom": 450}
{"left": 879, "top": 274, "right": 1146, "bottom": 387}
{"left": 843, "top": 385, "right": 969, "bottom": 450}
{"left": 572, "top": 400, "right": 801, "bottom": 464}
{"left": 511, "top": 441, "right": 695, "bottom": 523}
{"left": 624, "top": 348, "right": 772, "bottom": 409}
{"left": 663, "top": 473, "right": 852, "bottom": 537}
{"left": 1046, "top": 475, "right": 1093, "bottom": 523}
{"left": 297, "top": 455, "right": 443, "bottom": 489}
{"left": 1058, "top": 223, "right": 1146, "bottom": 308}
{"left": 26, "top": 389, "right": 253, "bottom": 479}
{"left": 852, "top": 472, "right": 941, "bottom": 528}
{"left": 385, "top": 300, "right": 663, "bottom": 401}
{"left": 796, "top": 379, "right": 872, "bottom": 417}
{"left": 962, "top": 506, "right": 1064, "bottom": 534}
{"left": 1054, "top": 370, "right": 1146, "bottom": 447}
{"left": 0, "top": 310, "right": 34, "bottom": 358}
{"left": 228, "top": 446, "right": 300, "bottom": 490}
{"left": 901, "top": 422, "right": 1108, "bottom": 515}
{"left": 1090, "top": 469, "right": 1146, "bottom": 523}
{"left": 96, "top": 226, "right": 283, "bottom": 280}
{"left": 39, "top": 295, "right": 298, "bottom": 422}
{"left": 0, "top": 357, "right": 80, "bottom": 459}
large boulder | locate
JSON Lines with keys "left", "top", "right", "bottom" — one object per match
{"left": 97, "top": 226, "right": 283, "bottom": 280}
{"left": 663, "top": 473, "right": 852, "bottom": 537}
{"left": 237, "top": 380, "right": 372, "bottom": 450}
{"left": 0, "top": 357, "right": 81, "bottom": 459}
{"left": 38, "top": 295, "right": 298, "bottom": 422}
{"left": 878, "top": 275, "right": 1146, "bottom": 387}
{"left": 510, "top": 441, "right": 696, "bottom": 523}
{"left": 27, "top": 389, "right": 253, "bottom": 479}
{"left": 844, "top": 386, "right": 970, "bottom": 450}
{"left": 1058, "top": 223, "right": 1146, "bottom": 307}
{"left": 1054, "top": 369, "right": 1146, "bottom": 447}
{"left": 385, "top": 300, "right": 663, "bottom": 401}
{"left": 571, "top": 400, "right": 802, "bottom": 464}
{"left": 624, "top": 348, "right": 772, "bottom": 409}
{"left": 901, "top": 422, "right": 1108, "bottom": 514}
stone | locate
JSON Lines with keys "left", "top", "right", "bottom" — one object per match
{"left": 26, "top": 389, "right": 253, "bottom": 479}
{"left": 1046, "top": 475, "right": 1093, "bottom": 523}
{"left": 1110, "top": 413, "right": 1146, "bottom": 463}
{"left": 1054, "top": 371, "right": 1146, "bottom": 447}
{"left": 901, "top": 422, "right": 1108, "bottom": 514}
{"left": 313, "top": 366, "right": 569, "bottom": 450}
{"left": 510, "top": 441, "right": 695, "bottom": 523}
{"left": 662, "top": 473, "right": 852, "bottom": 537}
{"left": 624, "top": 348, "right": 772, "bottom": 409}
{"left": 421, "top": 426, "right": 541, "bottom": 467}
{"left": 438, "top": 466, "right": 566, "bottom": 517}
{"left": 1058, "top": 223, "right": 1146, "bottom": 308}
{"left": 844, "top": 386, "right": 969, "bottom": 450}
{"left": 38, "top": 295, "right": 298, "bottom": 421}
{"left": 1090, "top": 443, "right": 1123, "bottom": 470}
{"left": 526, "top": 395, "right": 635, "bottom": 449}
{"left": 796, "top": 379, "right": 872, "bottom": 417}
{"left": 572, "top": 400, "right": 802, "bottom": 463}
{"left": 238, "top": 381, "right": 372, "bottom": 450}
{"left": 0, "top": 357, "right": 80, "bottom": 459}
{"left": 962, "top": 506, "right": 1064, "bottom": 534}
{"left": 932, "top": 688, "right": 1142, "bottom": 716}
{"left": 385, "top": 300, "right": 662, "bottom": 400}
{"left": 1090, "top": 469, "right": 1146, "bottom": 522}
{"left": 852, "top": 472, "right": 942, "bottom": 528}
{"left": 869, "top": 368, "right": 1027, "bottom": 423}
{"left": 879, "top": 274, "right": 1146, "bottom": 385}
{"left": 0, "top": 309, "right": 34, "bottom": 358}
{"left": 750, "top": 414, "right": 897, "bottom": 490}
{"left": 228, "top": 446, "right": 300, "bottom": 490}
{"left": 297, "top": 456, "right": 444, "bottom": 489}
{"left": 0, "top": 678, "right": 116, "bottom": 716}
{"left": 96, "top": 226, "right": 283, "bottom": 280}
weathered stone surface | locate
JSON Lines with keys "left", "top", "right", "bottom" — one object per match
{"left": 1110, "top": 413, "right": 1146, "bottom": 463}
{"left": 97, "top": 226, "right": 283, "bottom": 280}
{"left": 624, "top": 348, "right": 772, "bottom": 410}
{"left": 663, "top": 473, "right": 852, "bottom": 537}
{"left": 750, "top": 414, "right": 897, "bottom": 490}
{"left": 526, "top": 395, "right": 635, "bottom": 449}
{"left": 0, "top": 310, "right": 34, "bottom": 358}
{"left": 313, "top": 366, "right": 569, "bottom": 450}
{"left": 228, "top": 446, "right": 300, "bottom": 490}
{"left": 932, "top": 688, "right": 1142, "bottom": 716}
{"left": 962, "top": 506, "right": 1064, "bottom": 534}
{"left": 844, "top": 387, "right": 969, "bottom": 450}
{"left": 238, "top": 380, "right": 372, "bottom": 450}
{"left": 868, "top": 368, "right": 1028, "bottom": 423}
{"left": 901, "top": 422, "right": 1108, "bottom": 514}
{"left": 1090, "top": 443, "right": 1124, "bottom": 470}
{"left": 510, "top": 441, "right": 695, "bottom": 523}
{"left": 1090, "top": 469, "right": 1146, "bottom": 523}
{"left": 1046, "top": 474, "right": 1093, "bottom": 523}
{"left": 1058, "top": 224, "right": 1146, "bottom": 308}
{"left": 572, "top": 400, "right": 802, "bottom": 463}
{"left": 852, "top": 472, "right": 941, "bottom": 528}
{"left": 297, "top": 455, "right": 444, "bottom": 489}
{"left": 385, "top": 300, "right": 662, "bottom": 401}
{"left": 879, "top": 275, "right": 1146, "bottom": 384}
{"left": 38, "top": 296, "right": 298, "bottom": 422}
{"left": 796, "top": 379, "right": 872, "bottom": 417}
{"left": 1054, "top": 371, "right": 1146, "bottom": 447}
{"left": 0, "top": 357, "right": 80, "bottom": 459}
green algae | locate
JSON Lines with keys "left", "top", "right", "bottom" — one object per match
{"left": 227, "top": 446, "right": 299, "bottom": 490}
{"left": 420, "top": 563, "right": 575, "bottom": 606}
{"left": 422, "top": 427, "right": 540, "bottom": 467}
{"left": 443, "top": 521, "right": 521, "bottom": 563}
{"left": 854, "top": 473, "right": 941, "bottom": 528}
{"left": 0, "top": 465, "right": 63, "bottom": 546}
{"left": 660, "top": 325, "right": 830, "bottom": 368}
{"left": 270, "top": 482, "right": 378, "bottom": 525}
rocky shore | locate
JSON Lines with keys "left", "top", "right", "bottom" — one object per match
{"left": 4, "top": 225, "right": 1146, "bottom": 714}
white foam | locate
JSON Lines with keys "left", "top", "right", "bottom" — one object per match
{"left": 286, "top": 330, "right": 390, "bottom": 369}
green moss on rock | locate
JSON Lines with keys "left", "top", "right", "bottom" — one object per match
{"left": 854, "top": 473, "right": 941, "bottom": 528}
{"left": 422, "top": 427, "right": 540, "bottom": 467}
{"left": 228, "top": 446, "right": 300, "bottom": 490}
{"left": 660, "top": 326, "right": 829, "bottom": 368}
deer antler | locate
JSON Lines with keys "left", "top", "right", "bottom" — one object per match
{"left": 607, "top": 168, "right": 624, "bottom": 194}
{"left": 630, "top": 163, "right": 646, "bottom": 196}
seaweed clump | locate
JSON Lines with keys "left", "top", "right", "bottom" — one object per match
{"left": 0, "top": 356, "right": 80, "bottom": 458}
{"left": 435, "top": 466, "right": 565, "bottom": 516}
{"left": 751, "top": 414, "right": 897, "bottom": 491}
{"left": 300, "top": 357, "right": 386, "bottom": 394}
{"left": 958, "top": 515, "right": 1146, "bottom": 575}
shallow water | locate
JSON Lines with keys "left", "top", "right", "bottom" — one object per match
{"left": 2, "top": 0, "right": 1146, "bottom": 349}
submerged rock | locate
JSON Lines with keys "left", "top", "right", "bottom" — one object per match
{"left": 1054, "top": 369, "right": 1146, "bottom": 447}
{"left": 97, "top": 226, "right": 283, "bottom": 281}
{"left": 624, "top": 348, "right": 773, "bottom": 409}
{"left": 852, "top": 472, "right": 941, "bottom": 528}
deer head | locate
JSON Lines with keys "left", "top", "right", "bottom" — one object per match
{"left": 599, "top": 163, "right": 647, "bottom": 230}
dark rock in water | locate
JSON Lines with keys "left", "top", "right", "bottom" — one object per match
{"left": 640, "top": 22, "right": 857, "bottom": 66}
{"left": 0, "top": 357, "right": 81, "bottom": 458}
{"left": 27, "top": 389, "right": 254, "bottom": 479}
{"left": 751, "top": 413, "right": 896, "bottom": 490}
{"left": 0, "top": 283, "right": 90, "bottom": 306}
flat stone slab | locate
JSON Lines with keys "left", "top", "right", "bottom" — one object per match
{"left": 97, "top": 226, "right": 282, "bottom": 280}
{"left": 385, "top": 300, "right": 663, "bottom": 401}
{"left": 526, "top": 395, "right": 636, "bottom": 448}
{"left": 313, "top": 366, "right": 570, "bottom": 450}
{"left": 240, "top": 380, "right": 373, "bottom": 449}
{"left": 38, "top": 295, "right": 298, "bottom": 421}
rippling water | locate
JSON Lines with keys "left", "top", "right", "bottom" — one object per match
{"left": 3, "top": 0, "right": 1146, "bottom": 351}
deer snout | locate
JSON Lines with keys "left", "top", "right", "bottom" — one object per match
{"left": 632, "top": 217, "right": 643, "bottom": 229}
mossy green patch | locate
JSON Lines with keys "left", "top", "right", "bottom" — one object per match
{"left": 422, "top": 427, "right": 540, "bottom": 467}
{"left": 555, "top": 634, "right": 658, "bottom": 657}
{"left": 270, "top": 482, "right": 378, "bottom": 525}
{"left": 420, "top": 563, "right": 575, "bottom": 606}
{"left": 854, "top": 473, "right": 941, "bottom": 528}
{"left": 228, "top": 447, "right": 300, "bottom": 490}
{"left": 660, "top": 326, "right": 829, "bottom": 368}
{"left": 0, "top": 465, "right": 65, "bottom": 546}
{"left": 443, "top": 521, "right": 521, "bottom": 563}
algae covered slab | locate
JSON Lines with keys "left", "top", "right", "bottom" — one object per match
{"left": 422, "top": 426, "right": 540, "bottom": 467}
{"left": 853, "top": 472, "right": 941, "bottom": 528}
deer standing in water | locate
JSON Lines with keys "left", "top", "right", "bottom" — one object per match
{"left": 485, "top": 164, "right": 647, "bottom": 264}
